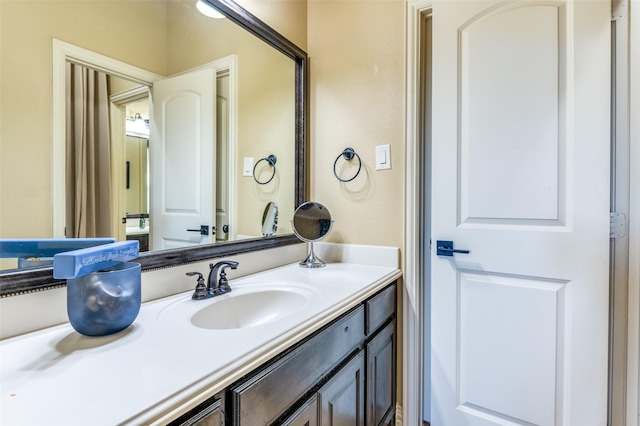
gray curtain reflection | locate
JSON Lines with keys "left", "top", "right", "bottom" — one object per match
{"left": 65, "top": 63, "right": 112, "bottom": 238}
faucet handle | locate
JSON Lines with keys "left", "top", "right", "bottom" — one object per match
{"left": 216, "top": 261, "right": 239, "bottom": 294}
{"left": 186, "top": 272, "right": 207, "bottom": 300}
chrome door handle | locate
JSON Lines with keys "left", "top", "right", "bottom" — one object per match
{"left": 436, "top": 240, "right": 470, "bottom": 257}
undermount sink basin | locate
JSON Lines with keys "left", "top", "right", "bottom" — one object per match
{"left": 160, "top": 282, "right": 319, "bottom": 330}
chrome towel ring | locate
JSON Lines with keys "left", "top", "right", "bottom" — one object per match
{"left": 253, "top": 154, "right": 277, "bottom": 185}
{"left": 333, "top": 147, "right": 361, "bottom": 182}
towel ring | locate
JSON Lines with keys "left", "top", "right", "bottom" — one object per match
{"left": 253, "top": 154, "right": 277, "bottom": 185}
{"left": 333, "top": 148, "right": 361, "bottom": 182}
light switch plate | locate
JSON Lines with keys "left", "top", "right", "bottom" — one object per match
{"left": 375, "top": 144, "right": 391, "bottom": 170}
{"left": 243, "top": 157, "right": 254, "bottom": 176}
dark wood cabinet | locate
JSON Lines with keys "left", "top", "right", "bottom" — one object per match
{"left": 282, "top": 396, "right": 318, "bottom": 426}
{"left": 366, "top": 322, "right": 396, "bottom": 425}
{"left": 170, "top": 282, "right": 397, "bottom": 426}
{"left": 318, "top": 351, "right": 366, "bottom": 426}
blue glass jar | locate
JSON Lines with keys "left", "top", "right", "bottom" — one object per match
{"left": 66, "top": 262, "right": 141, "bottom": 336}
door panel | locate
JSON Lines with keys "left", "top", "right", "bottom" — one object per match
{"left": 319, "top": 351, "right": 365, "bottom": 426}
{"left": 431, "top": 1, "right": 610, "bottom": 425}
{"left": 460, "top": 5, "right": 562, "bottom": 224}
{"left": 457, "top": 271, "right": 567, "bottom": 425}
{"left": 150, "top": 69, "right": 216, "bottom": 250}
{"left": 367, "top": 322, "right": 396, "bottom": 426}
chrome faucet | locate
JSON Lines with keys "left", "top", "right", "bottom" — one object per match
{"left": 207, "top": 260, "right": 239, "bottom": 297}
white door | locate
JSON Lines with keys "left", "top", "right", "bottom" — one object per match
{"left": 150, "top": 69, "right": 216, "bottom": 250}
{"left": 430, "top": 1, "right": 610, "bottom": 425}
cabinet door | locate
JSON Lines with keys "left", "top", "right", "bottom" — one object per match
{"left": 366, "top": 321, "right": 395, "bottom": 426}
{"left": 318, "top": 351, "right": 365, "bottom": 426}
{"left": 365, "top": 284, "right": 396, "bottom": 336}
{"left": 282, "top": 396, "right": 318, "bottom": 426}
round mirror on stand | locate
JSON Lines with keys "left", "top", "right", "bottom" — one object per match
{"left": 291, "top": 202, "right": 333, "bottom": 268}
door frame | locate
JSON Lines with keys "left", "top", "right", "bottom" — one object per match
{"left": 611, "top": 1, "right": 635, "bottom": 424}
{"left": 626, "top": 1, "right": 640, "bottom": 424}
{"left": 52, "top": 40, "right": 238, "bottom": 244}
{"left": 51, "top": 39, "right": 162, "bottom": 238}
{"left": 110, "top": 87, "right": 151, "bottom": 242}
{"left": 403, "top": 1, "right": 432, "bottom": 424}
{"left": 404, "top": 1, "right": 638, "bottom": 425}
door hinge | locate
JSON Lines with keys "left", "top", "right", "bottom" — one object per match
{"left": 612, "top": 0, "right": 627, "bottom": 21}
{"left": 610, "top": 212, "right": 627, "bottom": 238}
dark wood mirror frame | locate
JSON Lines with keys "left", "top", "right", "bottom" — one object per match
{"left": 0, "top": 0, "right": 308, "bottom": 297}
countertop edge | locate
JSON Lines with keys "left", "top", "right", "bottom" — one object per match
{"left": 132, "top": 269, "right": 402, "bottom": 426}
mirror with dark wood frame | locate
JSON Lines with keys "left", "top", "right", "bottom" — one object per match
{"left": 0, "top": 0, "right": 307, "bottom": 297}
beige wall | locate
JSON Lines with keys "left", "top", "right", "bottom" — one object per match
{"left": 237, "top": 0, "right": 308, "bottom": 51}
{"left": 306, "top": 1, "right": 406, "bottom": 408}
{"left": 307, "top": 0, "right": 405, "bottom": 250}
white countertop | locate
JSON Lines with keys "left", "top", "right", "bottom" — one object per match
{"left": 125, "top": 226, "right": 149, "bottom": 236}
{"left": 0, "top": 262, "right": 401, "bottom": 426}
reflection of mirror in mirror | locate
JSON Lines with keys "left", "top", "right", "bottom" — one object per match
{"left": 261, "top": 202, "right": 279, "bottom": 237}
{"left": 0, "top": 0, "right": 300, "bottom": 272}
{"left": 292, "top": 202, "right": 333, "bottom": 268}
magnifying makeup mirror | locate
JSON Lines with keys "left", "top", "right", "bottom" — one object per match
{"left": 291, "top": 201, "right": 333, "bottom": 268}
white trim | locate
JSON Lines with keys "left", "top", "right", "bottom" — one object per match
{"left": 51, "top": 39, "right": 163, "bottom": 237}
{"left": 216, "top": 56, "right": 238, "bottom": 242}
{"left": 404, "top": 1, "right": 432, "bottom": 425}
{"left": 110, "top": 86, "right": 150, "bottom": 104}
{"left": 110, "top": 87, "right": 152, "bottom": 242}
{"left": 627, "top": 1, "right": 640, "bottom": 424}
{"left": 611, "top": 8, "right": 632, "bottom": 425}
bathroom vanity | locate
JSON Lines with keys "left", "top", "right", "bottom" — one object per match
{"left": 172, "top": 282, "right": 396, "bottom": 426}
{"left": 0, "top": 260, "right": 400, "bottom": 426}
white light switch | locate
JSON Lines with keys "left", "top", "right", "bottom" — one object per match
{"left": 243, "top": 157, "right": 254, "bottom": 176}
{"left": 375, "top": 144, "right": 391, "bottom": 170}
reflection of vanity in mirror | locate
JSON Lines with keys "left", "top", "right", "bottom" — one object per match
{"left": 0, "top": 0, "right": 307, "bottom": 294}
